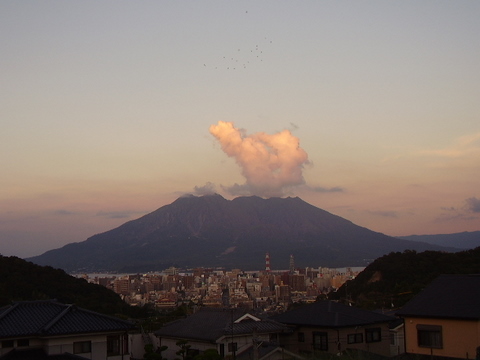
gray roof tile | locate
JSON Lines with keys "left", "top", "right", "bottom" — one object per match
{"left": 0, "top": 300, "right": 135, "bottom": 338}
{"left": 396, "top": 274, "right": 480, "bottom": 320}
{"left": 271, "top": 301, "right": 396, "bottom": 328}
{"left": 155, "top": 308, "right": 288, "bottom": 342}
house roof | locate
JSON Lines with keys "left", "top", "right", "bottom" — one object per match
{"left": 0, "top": 348, "right": 89, "bottom": 360}
{"left": 0, "top": 300, "right": 135, "bottom": 338}
{"left": 270, "top": 300, "right": 396, "bottom": 328}
{"left": 236, "top": 343, "right": 305, "bottom": 360}
{"left": 396, "top": 274, "right": 480, "bottom": 320}
{"left": 154, "top": 307, "right": 288, "bottom": 342}
{"left": 224, "top": 318, "right": 290, "bottom": 337}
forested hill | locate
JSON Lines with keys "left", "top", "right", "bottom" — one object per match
{"left": 330, "top": 247, "right": 480, "bottom": 309}
{"left": 0, "top": 255, "right": 136, "bottom": 317}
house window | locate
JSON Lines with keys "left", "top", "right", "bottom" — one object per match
{"left": 298, "top": 332, "right": 305, "bottom": 342}
{"left": 107, "top": 335, "right": 120, "bottom": 356}
{"left": 17, "top": 339, "right": 29, "bottom": 347}
{"left": 365, "top": 328, "right": 381, "bottom": 343}
{"left": 417, "top": 325, "right": 443, "bottom": 349}
{"left": 347, "top": 333, "right": 363, "bottom": 344}
{"left": 313, "top": 332, "right": 328, "bottom": 351}
{"left": 1, "top": 340, "right": 14, "bottom": 348}
{"left": 73, "top": 341, "right": 92, "bottom": 354}
{"left": 228, "top": 342, "right": 237, "bottom": 353}
{"left": 390, "top": 332, "right": 396, "bottom": 345}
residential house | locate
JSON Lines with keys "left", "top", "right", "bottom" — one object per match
{"left": 0, "top": 300, "right": 136, "bottom": 360}
{"left": 154, "top": 307, "right": 291, "bottom": 360}
{"left": 271, "top": 300, "right": 397, "bottom": 357}
{"left": 396, "top": 274, "right": 480, "bottom": 359}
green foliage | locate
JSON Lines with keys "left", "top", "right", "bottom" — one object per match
{"left": 194, "top": 349, "right": 221, "bottom": 360}
{"left": 329, "top": 247, "right": 480, "bottom": 309}
{"left": 0, "top": 255, "right": 134, "bottom": 316}
{"left": 144, "top": 344, "right": 168, "bottom": 360}
{"left": 175, "top": 339, "right": 193, "bottom": 360}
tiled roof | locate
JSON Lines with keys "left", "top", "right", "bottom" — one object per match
{"left": 270, "top": 300, "right": 396, "bottom": 328}
{"left": 155, "top": 307, "right": 246, "bottom": 342}
{"left": 0, "top": 300, "right": 135, "bottom": 338}
{"left": 224, "top": 319, "right": 289, "bottom": 335}
{"left": 0, "top": 348, "right": 90, "bottom": 360}
{"left": 236, "top": 344, "right": 305, "bottom": 360}
{"left": 154, "top": 307, "right": 288, "bottom": 342}
{"left": 396, "top": 274, "right": 480, "bottom": 320}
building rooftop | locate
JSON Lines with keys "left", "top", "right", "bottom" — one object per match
{"left": 0, "top": 348, "right": 89, "bottom": 360}
{"left": 396, "top": 274, "right": 480, "bottom": 320}
{"left": 0, "top": 300, "right": 135, "bottom": 338}
{"left": 271, "top": 300, "right": 396, "bottom": 328}
{"left": 154, "top": 307, "right": 288, "bottom": 342}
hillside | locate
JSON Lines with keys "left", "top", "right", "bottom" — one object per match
{"left": 27, "top": 194, "right": 458, "bottom": 272}
{"left": 397, "top": 230, "right": 480, "bottom": 249}
{"left": 329, "top": 247, "right": 480, "bottom": 309}
{"left": 0, "top": 255, "right": 136, "bottom": 316}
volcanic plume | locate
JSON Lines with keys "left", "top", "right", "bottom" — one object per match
{"left": 209, "top": 121, "right": 309, "bottom": 197}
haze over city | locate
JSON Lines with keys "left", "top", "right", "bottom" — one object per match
{"left": 1, "top": 1, "right": 479, "bottom": 258}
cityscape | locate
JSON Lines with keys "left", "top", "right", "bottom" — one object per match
{"left": 78, "top": 254, "right": 362, "bottom": 311}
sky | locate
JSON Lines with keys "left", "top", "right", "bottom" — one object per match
{"left": 1, "top": 1, "right": 480, "bottom": 258}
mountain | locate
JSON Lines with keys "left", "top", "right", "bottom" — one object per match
{"left": 329, "top": 247, "right": 480, "bottom": 309}
{"left": 27, "top": 194, "right": 458, "bottom": 272}
{"left": 0, "top": 255, "right": 132, "bottom": 316}
{"left": 397, "top": 231, "right": 480, "bottom": 249}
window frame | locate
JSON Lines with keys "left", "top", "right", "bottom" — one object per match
{"left": 73, "top": 340, "right": 92, "bottom": 354}
{"left": 107, "top": 335, "right": 121, "bottom": 356}
{"left": 298, "top": 332, "right": 305, "bottom": 342}
{"left": 227, "top": 342, "right": 237, "bottom": 353}
{"left": 347, "top": 333, "right": 363, "bottom": 344}
{"left": 417, "top": 324, "right": 443, "bottom": 349}
{"left": 365, "top": 328, "right": 381, "bottom": 343}
{"left": 1, "top": 340, "right": 14, "bottom": 349}
{"left": 17, "top": 339, "right": 29, "bottom": 347}
{"left": 313, "top": 331, "right": 328, "bottom": 351}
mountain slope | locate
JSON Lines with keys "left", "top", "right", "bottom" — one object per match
{"left": 27, "top": 194, "right": 457, "bottom": 272}
{"left": 397, "top": 231, "right": 480, "bottom": 249}
{"left": 0, "top": 255, "right": 131, "bottom": 316}
{"left": 329, "top": 247, "right": 480, "bottom": 309}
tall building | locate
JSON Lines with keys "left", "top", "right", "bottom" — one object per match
{"left": 113, "top": 278, "right": 130, "bottom": 295}
{"left": 289, "top": 254, "right": 295, "bottom": 274}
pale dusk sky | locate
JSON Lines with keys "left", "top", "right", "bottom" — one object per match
{"left": 1, "top": 1, "right": 479, "bottom": 258}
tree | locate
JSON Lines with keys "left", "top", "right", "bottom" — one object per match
{"left": 195, "top": 349, "right": 221, "bottom": 360}
{"left": 143, "top": 344, "right": 168, "bottom": 360}
{"left": 175, "top": 339, "right": 192, "bottom": 360}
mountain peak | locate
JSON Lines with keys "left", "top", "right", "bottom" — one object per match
{"left": 27, "top": 195, "right": 456, "bottom": 272}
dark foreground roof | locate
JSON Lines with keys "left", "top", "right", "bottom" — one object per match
{"left": 1, "top": 348, "right": 89, "bottom": 360}
{"left": 396, "top": 274, "right": 480, "bottom": 320}
{"left": 155, "top": 307, "right": 288, "bottom": 342}
{"left": 271, "top": 300, "right": 396, "bottom": 328}
{"left": 0, "top": 300, "right": 135, "bottom": 338}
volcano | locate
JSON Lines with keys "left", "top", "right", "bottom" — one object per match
{"left": 27, "top": 194, "right": 456, "bottom": 272}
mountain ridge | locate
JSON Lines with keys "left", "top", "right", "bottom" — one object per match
{"left": 397, "top": 231, "right": 480, "bottom": 249}
{"left": 27, "top": 194, "right": 459, "bottom": 272}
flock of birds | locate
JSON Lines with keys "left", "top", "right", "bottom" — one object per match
{"left": 203, "top": 37, "right": 274, "bottom": 71}
{"left": 201, "top": 10, "right": 274, "bottom": 71}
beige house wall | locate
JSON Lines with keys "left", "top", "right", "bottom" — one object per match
{"left": 0, "top": 333, "right": 130, "bottom": 360}
{"left": 283, "top": 323, "right": 391, "bottom": 357}
{"left": 403, "top": 317, "right": 480, "bottom": 359}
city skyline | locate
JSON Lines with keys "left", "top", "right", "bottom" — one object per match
{"left": 1, "top": 1, "right": 479, "bottom": 258}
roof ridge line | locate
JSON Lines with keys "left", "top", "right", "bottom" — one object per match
{"left": 42, "top": 304, "right": 73, "bottom": 333}
{"left": 0, "top": 302, "right": 20, "bottom": 321}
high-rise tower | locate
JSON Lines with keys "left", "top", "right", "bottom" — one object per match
{"left": 289, "top": 254, "right": 295, "bottom": 274}
{"left": 265, "top": 252, "right": 271, "bottom": 273}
